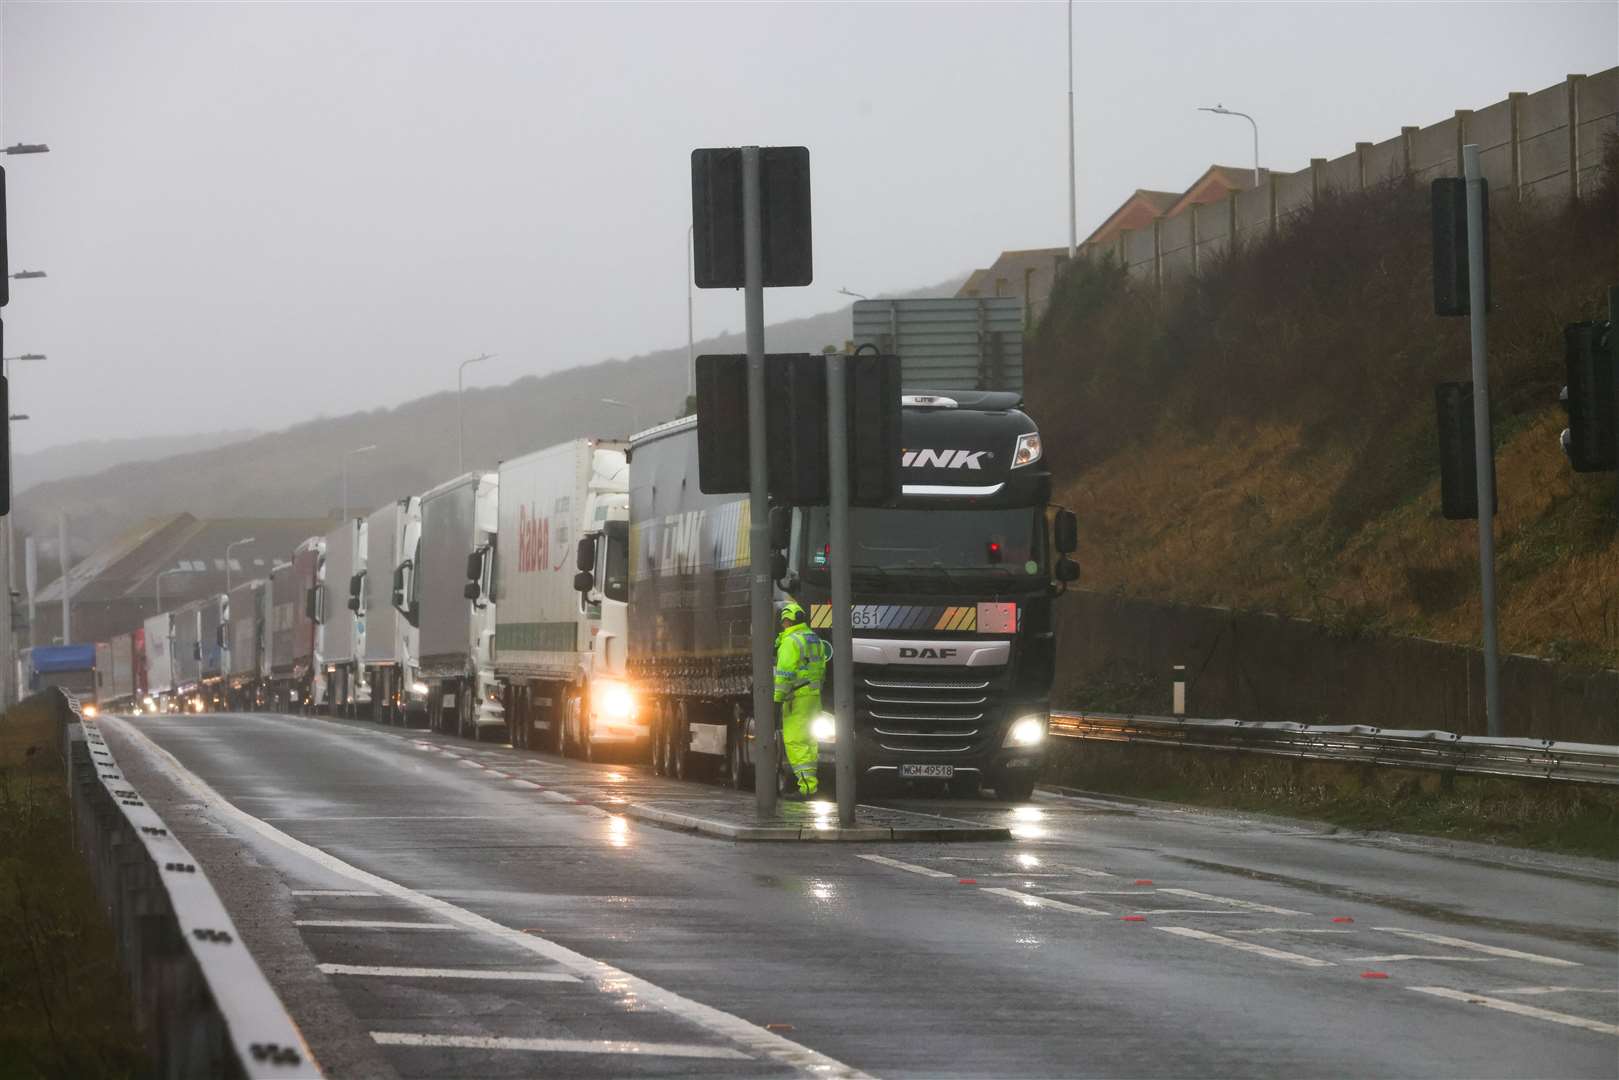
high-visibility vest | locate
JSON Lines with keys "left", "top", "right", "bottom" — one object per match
{"left": 773, "top": 623, "right": 829, "bottom": 702}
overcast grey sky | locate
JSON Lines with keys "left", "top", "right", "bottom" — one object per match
{"left": 2, "top": 1, "right": 1613, "bottom": 453}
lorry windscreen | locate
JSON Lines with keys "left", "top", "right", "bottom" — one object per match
{"left": 804, "top": 506, "right": 1045, "bottom": 577}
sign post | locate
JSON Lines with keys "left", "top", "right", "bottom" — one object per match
{"left": 825, "top": 352, "right": 856, "bottom": 826}
{"left": 1461, "top": 144, "right": 1501, "bottom": 738}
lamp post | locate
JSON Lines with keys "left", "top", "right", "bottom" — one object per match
{"left": 837, "top": 288, "right": 869, "bottom": 301}
{"left": 600, "top": 397, "right": 640, "bottom": 437}
{"left": 156, "top": 568, "right": 185, "bottom": 610}
{"left": 1198, "top": 104, "right": 1261, "bottom": 187}
{"left": 225, "top": 537, "right": 256, "bottom": 592}
{"left": 1, "top": 144, "right": 50, "bottom": 156}
{"left": 1066, "top": 0, "right": 1077, "bottom": 259}
{"left": 2, "top": 353, "right": 45, "bottom": 378}
{"left": 8, "top": 271, "right": 45, "bottom": 280}
{"left": 341, "top": 445, "right": 377, "bottom": 521}
{"left": 457, "top": 354, "right": 494, "bottom": 473}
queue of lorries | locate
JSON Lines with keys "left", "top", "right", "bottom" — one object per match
{"left": 88, "top": 392, "right": 1077, "bottom": 799}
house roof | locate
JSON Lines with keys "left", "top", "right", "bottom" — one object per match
{"left": 1162, "top": 164, "right": 1266, "bottom": 219}
{"left": 1084, "top": 189, "right": 1181, "bottom": 246}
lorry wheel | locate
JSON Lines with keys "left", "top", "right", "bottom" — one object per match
{"left": 460, "top": 686, "right": 475, "bottom": 741}
{"left": 997, "top": 771, "right": 1038, "bottom": 803}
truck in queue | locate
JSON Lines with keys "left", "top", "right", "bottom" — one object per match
{"left": 364, "top": 496, "right": 420, "bottom": 725}
{"left": 227, "top": 578, "right": 270, "bottom": 709}
{"left": 25, "top": 644, "right": 99, "bottom": 704}
{"left": 492, "top": 438, "right": 630, "bottom": 755}
{"left": 323, "top": 515, "right": 368, "bottom": 716}
{"left": 404, "top": 472, "right": 501, "bottom": 737}
{"left": 144, "top": 611, "right": 175, "bottom": 711}
{"left": 619, "top": 390, "right": 1077, "bottom": 799}
{"left": 197, "top": 592, "right": 230, "bottom": 709}
{"left": 268, "top": 537, "right": 325, "bottom": 710}
{"left": 172, "top": 596, "right": 206, "bottom": 710}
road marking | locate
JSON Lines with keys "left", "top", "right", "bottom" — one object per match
{"left": 1057, "top": 864, "right": 1116, "bottom": 878}
{"left": 268, "top": 814, "right": 506, "bottom": 822}
{"left": 1157, "top": 926, "right": 1335, "bottom": 967}
{"left": 1407, "top": 987, "right": 1619, "bottom": 1036}
{"left": 857, "top": 854, "right": 953, "bottom": 878}
{"left": 290, "top": 889, "right": 377, "bottom": 897}
{"left": 321, "top": 964, "right": 579, "bottom": 982}
{"left": 371, "top": 1032, "right": 750, "bottom": 1058}
{"left": 1043, "top": 889, "right": 1152, "bottom": 896}
{"left": 107, "top": 716, "right": 870, "bottom": 1079}
{"left": 1346, "top": 955, "right": 1496, "bottom": 963}
{"left": 542, "top": 791, "right": 578, "bottom": 803}
{"left": 981, "top": 887, "right": 1108, "bottom": 915}
{"left": 1374, "top": 928, "right": 1580, "bottom": 967}
{"left": 1227, "top": 928, "right": 1355, "bottom": 935}
{"left": 1131, "top": 909, "right": 1264, "bottom": 916}
{"left": 1154, "top": 888, "right": 1306, "bottom": 915}
{"left": 1489, "top": 986, "right": 1619, "bottom": 996}
{"left": 294, "top": 919, "right": 461, "bottom": 930}
{"left": 510, "top": 779, "right": 541, "bottom": 789}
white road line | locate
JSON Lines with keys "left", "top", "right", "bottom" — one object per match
{"left": 1407, "top": 987, "right": 1619, "bottom": 1036}
{"left": 1345, "top": 954, "right": 1496, "bottom": 963}
{"left": 541, "top": 791, "right": 577, "bottom": 803}
{"left": 1131, "top": 909, "right": 1263, "bottom": 916}
{"left": 1042, "top": 889, "right": 1151, "bottom": 896}
{"left": 1374, "top": 928, "right": 1581, "bottom": 967}
{"left": 107, "top": 716, "right": 869, "bottom": 1079}
{"left": 857, "top": 854, "right": 953, "bottom": 878}
{"left": 1057, "top": 864, "right": 1116, "bottom": 878}
{"left": 268, "top": 815, "right": 506, "bottom": 822}
{"left": 290, "top": 889, "right": 377, "bottom": 897}
{"left": 371, "top": 1032, "right": 750, "bottom": 1058}
{"left": 981, "top": 888, "right": 1108, "bottom": 915}
{"left": 1490, "top": 986, "right": 1619, "bottom": 997}
{"left": 294, "top": 919, "right": 461, "bottom": 930}
{"left": 1226, "top": 928, "right": 1355, "bottom": 936}
{"left": 510, "top": 779, "right": 541, "bottom": 789}
{"left": 1155, "top": 888, "right": 1307, "bottom": 915}
{"left": 1157, "top": 926, "right": 1336, "bottom": 967}
{"left": 321, "top": 964, "right": 579, "bottom": 982}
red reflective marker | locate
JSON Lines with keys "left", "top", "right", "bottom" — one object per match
{"left": 1134, "top": 879, "right": 1153, "bottom": 886}
{"left": 1332, "top": 916, "right": 1354, "bottom": 924}
{"left": 766, "top": 1023, "right": 795, "bottom": 1032}
{"left": 1360, "top": 971, "right": 1389, "bottom": 979}
{"left": 959, "top": 878, "right": 978, "bottom": 885}
{"left": 1122, "top": 915, "right": 1147, "bottom": 922}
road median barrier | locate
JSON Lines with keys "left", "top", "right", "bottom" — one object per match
{"left": 56, "top": 692, "right": 320, "bottom": 1079}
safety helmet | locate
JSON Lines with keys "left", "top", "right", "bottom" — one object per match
{"left": 779, "top": 601, "right": 806, "bottom": 626}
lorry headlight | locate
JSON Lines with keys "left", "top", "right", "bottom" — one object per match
{"left": 810, "top": 712, "right": 837, "bottom": 743}
{"left": 1004, "top": 715, "right": 1046, "bottom": 747}
{"left": 1011, "top": 432, "right": 1042, "bottom": 469}
{"left": 410, "top": 681, "right": 430, "bottom": 698}
{"left": 82, "top": 704, "right": 99, "bottom": 719}
{"left": 597, "top": 681, "right": 636, "bottom": 720}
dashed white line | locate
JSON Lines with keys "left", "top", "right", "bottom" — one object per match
{"left": 1154, "top": 888, "right": 1307, "bottom": 915}
{"left": 371, "top": 1033, "right": 751, "bottom": 1058}
{"left": 1157, "top": 926, "right": 1336, "bottom": 967}
{"left": 294, "top": 919, "right": 461, "bottom": 930}
{"left": 1407, "top": 987, "right": 1619, "bottom": 1036}
{"left": 1345, "top": 955, "right": 1496, "bottom": 963}
{"left": 1042, "top": 889, "right": 1151, "bottom": 896}
{"left": 1490, "top": 986, "right": 1619, "bottom": 997}
{"left": 1374, "top": 928, "right": 1581, "bottom": 967}
{"left": 1227, "top": 928, "right": 1354, "bottom": 935}
{"left": 290, "top": 889, "right": 377, "bottom": 898}
{"left": 857, "top": 854, "right": 953, "bottom": 878}
{"left": 510, "top": 779, "right": 541, "bottom": 789}
{"left": 981, "top": 887, "right": 1108, "bottom": 915}
{"left": 1057, "top": 864, "right": 1116, "bottom": 878}
{"left": 321, "top": 964, "right": 579, "bottom": 982}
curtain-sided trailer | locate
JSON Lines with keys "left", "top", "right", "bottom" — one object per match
{"left": 322, "top": 516, "right": 368, "bottom": 716}
{"left": 364, "top": 496, "right": 420, "bottom": 725}
{"left": 269, "top": 537, "right": 325, "bottom": 711}
{"left": 227, "top": 578, "right": 270, "bottom": 709}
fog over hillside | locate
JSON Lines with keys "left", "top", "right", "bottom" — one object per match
{"left": 13, "top": 429, "right": 260, "bottom": 495}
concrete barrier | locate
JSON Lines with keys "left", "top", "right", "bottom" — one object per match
{"left": 56, "top": 691, "right": 319, "bottom": 1079}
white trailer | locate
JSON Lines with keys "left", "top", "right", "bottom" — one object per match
{"left": 144, "top": 611, "right": 175, "bottom": 709}
{"left": 494, "top": 438, "right": 630, "bottom": 755}
{"left": 322, "top": 516, "right": 369, "bottom": 716}
{"left": 365, "top": 496, "right": 421, "bottom": 725}
{"left": 407, "top": 472, "right": 501, "bottom": 738}
{"left": 227, "top": 578, "right": 270, "bottom": 709}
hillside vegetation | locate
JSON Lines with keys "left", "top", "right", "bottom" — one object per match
{"left": 1029, "top": 145, "right": 1618, "bottom": 669}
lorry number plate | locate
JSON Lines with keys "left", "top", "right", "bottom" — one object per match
{"left": 900, "top": 764, "right": 955, "bottom": 779}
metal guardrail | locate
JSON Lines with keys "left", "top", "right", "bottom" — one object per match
{"left": 58, "top": 691, "right": 321, "bottom": 1078}
{"left": 1048, "top": 710, "right": 1619, "bottom": 786}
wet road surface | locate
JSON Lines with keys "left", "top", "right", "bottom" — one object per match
{"left": 102, "top": 710, "right": 1619, "bottom": 1078}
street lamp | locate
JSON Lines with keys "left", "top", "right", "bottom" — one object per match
{"left": 2, "top": 353, "right": 45, "bottom": 377}
{"left": 155, "top": 567, "right": 185, "bottom": 610}
{"left": 341, "top": 445, "right": 377, "bottom": 521}
{"left": 1, "top": 144, "right": 50, "bottom": 156}
{"left": 1199, "top": 104, "right": 1261, "bottom": 187}
{"left": 1066, "top": 0, "right": 1077, "bottom": 258}
{"left": 457, "top": 354, "right": 494, "bottom": 473}
{"left": 686, "top": 223, "right": 695, "bottom": 400}
{"left": 8, "top": 271, "right": 45, "bottom": 280}
{"left": 600, "top": 397, "right": 640, "bottom": 435}
{"left": 225, "top": 537, "right": 255, "bottom": 592}
{"left": 837, "top": 288, "right": 869, "bottom": 301}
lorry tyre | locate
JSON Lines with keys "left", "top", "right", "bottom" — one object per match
{"left": 997, "top": 770, "right": 1038, "bottom": 803}
{"left": 460, "top": 685, "right": 475, "bottom": 741}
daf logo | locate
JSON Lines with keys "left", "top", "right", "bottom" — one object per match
{"left": 899, "top": 646, "right": 958, "bottom": 659}
{"left": 902, "top": 449, "right": 989, "bottom": 471}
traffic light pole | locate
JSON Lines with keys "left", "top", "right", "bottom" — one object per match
{"left": 742, "top": 146, "right": 777, "bottom": 818}
{"left": 826, "top": 352, "right": 856, "bottom": 827}
{"left": 1463, "top": 144, "right": 1502, "bottom": 738}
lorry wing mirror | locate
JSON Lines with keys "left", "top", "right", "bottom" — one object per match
{"left": 770, "top": 551, "right": 788, "bottom": 582}
{"left": 465, "top": 551, "right": 482, "bottom": 582}
{"left": 1055, "top": 557, "right": 1080, "bottom": 584}
{"left": 391, "top": 565, "right": 405, "bottom": 610}
{"left": 576, "top": 536, "right": 596, "bottom": 573}
{"left": 768, "top": 506, "right": 792, "bottom": 551}
{"left": 1054, "top": 509, "right": 1078, "bottom": 555}
{"left": 463, "top": 581, "right": 481, "bottom": 601}
{"left": 573, "top": 570, "right": 594, "bottom": 593}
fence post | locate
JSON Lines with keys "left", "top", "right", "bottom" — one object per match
{"left": 1508, "top": 91, "right": 1526, "bottom": 200}
{"left": 1453, "top": 109, "right": 1473, "bottom": 174}
{"left": 1355, "top": 142, "right": 1373, "bottom": 189}
{"left": 1566, "top": 73, "right": 1586, "bottom": 201}
{"left": 1401, "top": 125, "right": 1419, "bottom": 177}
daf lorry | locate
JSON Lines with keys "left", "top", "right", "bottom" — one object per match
{"left": 322, "top": 516, "right": 368, "bottom": 716}
{"left": 366, "top": 496, "right": 420, "bottom": 725}
{"left": 227, "top": 578, "right": 269, "bottom": 709}
{"left": 620, "top": 391, "right": 1076, "bottom": 799}
{"left": 269, "top": 537, "right": 325, "bottom": 710}
{"left": 406, "top": 472, "right": 501, "bottom": 737}
{"left": 493, "top": 438, "right": 629, "bottom": 754}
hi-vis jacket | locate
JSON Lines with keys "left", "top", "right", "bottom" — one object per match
{"left": 773, "top": 623, "right": 829, "bottom": 703}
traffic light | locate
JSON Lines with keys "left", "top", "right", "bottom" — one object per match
{"left": 1560, "top": 321, "right": 1617, "bottom": 473}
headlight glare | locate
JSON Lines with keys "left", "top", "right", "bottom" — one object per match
{"left": 810, "top": 712, "right": 837, "bottom": 743}
{"left": 597, "top": 681, "right": 636, "bottom": 720}
{"left": 410, "top": 681, "right": 430, "bottom": 698}
{"left": 1005, "top": 715, "right": 1046, "bottom": 747}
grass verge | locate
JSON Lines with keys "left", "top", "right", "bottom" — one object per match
{"left": 1045, "top": 738, "right": 1619, "bottom": 861}
{"left": 0, "top": 695, "right": 149, "bottom": 1080}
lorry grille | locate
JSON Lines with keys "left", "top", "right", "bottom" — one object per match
{"left": 859, "top": 665, "right": 1004, "bottom": 754}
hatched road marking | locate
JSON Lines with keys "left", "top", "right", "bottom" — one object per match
{"left": 1346, "top": 955, "right": 1496, "bottom": 963}
{"left": 857, "top": 854, "right": 954, "bottom": 878}
{"left": 1157, "top": 926, "right": 1336, "bottom": 968}
{"left": 108, "top": 716, "right": 871, "bottom": 1079}
{"left": 981, "top": 887, "right": 1108, "bottom": 915}
{"left": 371, "top": 1032, "right": 751, "bottom": 1058}
{"left": 1374, "top": 928, "right": 1580, "bottom": 967}
{"left": 1407, "top": 987, "right": 1619, "bottom": 1036}
{"left": 1154, "top": 888, "right": 1308, "bottom": 915}
{"left": 321, "top": 964, "right": 580, "bottom": 982}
